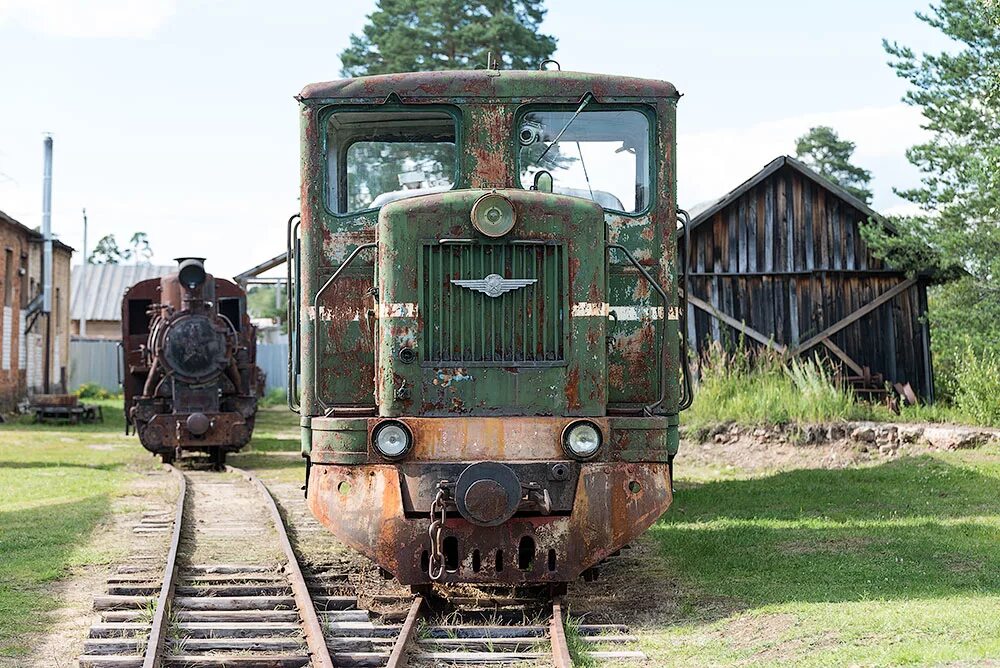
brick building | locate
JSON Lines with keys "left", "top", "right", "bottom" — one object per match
{"left": 0, "top": 209, "right": 73, "bottom": 411}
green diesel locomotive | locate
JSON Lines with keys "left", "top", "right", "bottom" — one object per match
{"left": 290, "top": 66, "right": 685, "bottom": 588}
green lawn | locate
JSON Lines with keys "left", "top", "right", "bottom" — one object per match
{"left": 4, "top": 399, "right": 997, "bottom": 666}
{"left": 0, "top": 399, "right": 155, "bottom": 658}
{"left": 646, "top": 444, "right": 1000, "bottom": 666}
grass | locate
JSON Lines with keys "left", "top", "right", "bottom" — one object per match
{"left": 0, "top": 398, "right": 155, "bottom": 658}
{"left": 685, "top": 343, "right": 977, "bottom": 430}
{"left": 643, "top": 442, "right": 1000, "bottom": 666}
{"left": 229, "top": 406, "right": 304, "bottom": 483}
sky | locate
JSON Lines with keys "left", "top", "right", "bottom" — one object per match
{"left": 0, "top": 0, "right": 955, "bottom": 278}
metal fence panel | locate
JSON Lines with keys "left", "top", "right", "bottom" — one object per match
{"left": 70, "top": 339, "right": 290, "bottom": 394}
{"left": 69, "top": 338, "right": 122, "bottom": 392}
{"left": 256, "top": 343, "right": 288, "bottom": 392}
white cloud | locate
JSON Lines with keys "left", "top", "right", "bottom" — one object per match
{"left": 678, "top": 104, "right": 928, "bottom": 209}
{"left": 0, "top": 0, "right": 175, "bottom": 38}
{"left": 881, "top": 202, "right": 925, "bottom": 218}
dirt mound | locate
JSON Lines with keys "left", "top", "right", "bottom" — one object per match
{"left": 680, "top": 421, "right": 998, "bottom": 472}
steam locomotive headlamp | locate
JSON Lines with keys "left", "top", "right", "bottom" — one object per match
{"left": 177, "top": 257, "right": 207, "bottom": 290}
{"left": 563, "top": 420, "right": 602, "bottom": 460}
{"left": 471, "top": 193, "right": 516, "bottom": 237}
{"left": 373, "top": 420, "right": 413, "bottom": 459}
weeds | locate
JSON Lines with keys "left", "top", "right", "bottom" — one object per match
{"left": 683, "top": 341, "right": 986, "bottom": 429}
{"left": 685, "top": 342, "right": 879, "bottom": 429}
{"left": 954, "top": 345, "right": 1000, "bottom": 426}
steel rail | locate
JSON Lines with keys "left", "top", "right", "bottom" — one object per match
{"left": 386, "top": 594, "right": 424, "bottom": 667}
{"left": 141, "top": 465, "right": 186, "bottom": 668}
{"left": 550, "top": 597, "right": 574, "bottom": 668}
{"left": 227, "top": 465, "right": 334, "bottom": 668}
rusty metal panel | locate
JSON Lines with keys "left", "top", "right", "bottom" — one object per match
{"left": 298, "top": 70, "right": 679, "bottom": 104}
{"left": 307, "top": 460, "right": 672, "bottom": 585}
{"left": 376, "top": 189, "right": 606, "bottom": 418}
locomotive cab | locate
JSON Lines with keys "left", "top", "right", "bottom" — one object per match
{"left": 294, "top": 69, "right": 682, "bottom": 586}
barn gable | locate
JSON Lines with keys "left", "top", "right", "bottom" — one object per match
{"left": 683, "top": 156, "right": 934, "bottom": 401}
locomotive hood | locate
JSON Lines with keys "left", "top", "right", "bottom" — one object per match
{"left": 375, "top": 189, "right": 607, "bottom": 418}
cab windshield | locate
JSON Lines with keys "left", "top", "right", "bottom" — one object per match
{"left": 326, "top": 109, "right": 457, "bottom": 214}
{"left": 518, "top": 108, "right": 650, "bottom": 213}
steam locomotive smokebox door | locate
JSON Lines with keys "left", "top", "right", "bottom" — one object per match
{"left": 163, "top": 315, "right": 229, "bottom": 385}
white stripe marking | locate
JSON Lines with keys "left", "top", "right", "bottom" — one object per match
{"left": 571, "top": 302, "right": 609, "bottom": 317}
{"left": 380, "top": 302, "right": 419, "bottom": 318}
{"left": 610, "top": 306, "right": 664, "bottom": 321}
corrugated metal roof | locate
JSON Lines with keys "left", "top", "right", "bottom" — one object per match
{"left": 70, "top": 264, "right": 175, "bottom": 322}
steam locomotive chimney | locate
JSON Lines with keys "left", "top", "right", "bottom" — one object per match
{"left": 175, "top": 257, "right": 207, "bottom": 290}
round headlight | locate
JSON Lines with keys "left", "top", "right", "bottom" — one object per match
{"left": 471, "top": 193, "right": 516, "bottom": 237}
{"left": 563, "top": 421, "right": 602, "bottom": 459}
{"left": 373, "top": 421, "right": 412, "bottom": 459}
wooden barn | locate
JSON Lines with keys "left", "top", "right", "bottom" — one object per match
{"left": 683, "top": 155, "right": 934, "bottom": 401}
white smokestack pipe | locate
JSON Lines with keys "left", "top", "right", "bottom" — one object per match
{"left": 42, "top": 135, "right": 53, "bottom": 314}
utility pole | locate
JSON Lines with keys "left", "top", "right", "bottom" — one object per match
{"left": 41, "top": 135, "right": 53, "bottom": 394}
{"left": 80, "top": 208, "right": 87, "bottom": 337}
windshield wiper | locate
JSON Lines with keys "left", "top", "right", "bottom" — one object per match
{"left": 533, "top": 93, "right": 593, "bottom": 167}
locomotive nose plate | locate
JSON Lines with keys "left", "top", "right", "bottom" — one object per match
{"left": 455, "top": 462, "right": 521, "bottom": 527}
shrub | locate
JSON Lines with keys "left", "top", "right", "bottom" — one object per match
{"left": 75, "top": 383, "right": 112, "bottom": 400}
{"left": 260, "top": 387, "right": 287, "bottom": 407}
{"left": 954, "top": 346, "right": 1000, "bottom": 427}
{"left": 927, "top": 278, "right": 1000, "bottom": 402}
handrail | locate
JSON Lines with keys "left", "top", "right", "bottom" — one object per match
{"left": 311, "top": 242, "right": 377, "bottom": 412}
{"left": 607, "top": 243, "right": 670, "bottom": 416}
{"left": 286, "top": 214, "right": 301, "bottom": 413}
{"left": 677, "top": 209, "right": 694, "bottom": 411}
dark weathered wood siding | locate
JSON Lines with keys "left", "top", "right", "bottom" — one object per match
{"left": 685, "top": 160, "right": 933, "bottom": 399}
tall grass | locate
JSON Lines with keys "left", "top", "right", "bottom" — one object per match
{"left": 685, "top": 342, "right": 882, "bottom": 429}
{"left": 955, "top": 345, "right": 1000, "bottom": 426}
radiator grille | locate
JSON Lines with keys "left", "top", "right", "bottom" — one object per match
{"left": 421, "top": 242, "right": 565, "bottom": 366}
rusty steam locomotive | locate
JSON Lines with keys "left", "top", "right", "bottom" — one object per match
{"left": 123, "top": 258, "right": 263, "bottom": 465}
{"left": 290, "top": 68, "right": 688, "bottom": 589}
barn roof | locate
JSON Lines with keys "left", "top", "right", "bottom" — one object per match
{"left": 687, "top": 155, "right": 882, "bottom": 232}
{"left": 70, "top": 263, "right": 174, "bottom": 322}
{"left": 299, "top": 69, "right": 679, "bottom": 102}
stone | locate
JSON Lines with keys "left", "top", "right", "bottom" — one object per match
{"left": 898, "top": 425, "right": 924, "bottom": 443}
{"left": 922, "top": 426, "right": 990, "bottom": 450}
{"left": 851, "top": 426, "right": 876, "bottom": 443}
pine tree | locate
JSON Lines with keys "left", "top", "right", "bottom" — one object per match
{"left": 866, "top": 0, "right": 1000, "bottom": 405}
{"left": 339, "top": 0, "right": 557, "bottom": 76}
{"left": 794, "top": 126, "right": 874, "bottom": 204}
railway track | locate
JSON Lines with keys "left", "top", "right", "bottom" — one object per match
{"left": 77, "top": 464, "right": 644, "bottom": 667}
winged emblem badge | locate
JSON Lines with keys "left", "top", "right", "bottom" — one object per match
{"left": 452, "top": 273, "right": 536, "bottom": 298}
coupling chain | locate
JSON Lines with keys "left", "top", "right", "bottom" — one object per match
{"left": 427, "top": 481, "right": 451, "bottom": 581}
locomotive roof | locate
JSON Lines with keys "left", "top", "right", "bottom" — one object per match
{"left": 298, "top": 69, "right": 679, "bottom": 103}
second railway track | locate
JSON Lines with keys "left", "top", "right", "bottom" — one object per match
{"left": 77, "top": 463, "right": 644, "bottom": 667}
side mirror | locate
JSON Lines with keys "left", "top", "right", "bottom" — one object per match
{"left": 532, "top": 170, "right": 553, "bottom": 194}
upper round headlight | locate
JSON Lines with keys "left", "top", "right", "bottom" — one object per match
{"left": 563, "top": 421, "right": 602, "bottom": 459}
{"left": 471, "top": 193, "right": 516, "bottom": 237}
{"left": 373, "top": 421, "right": 412, "bottom": 459}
